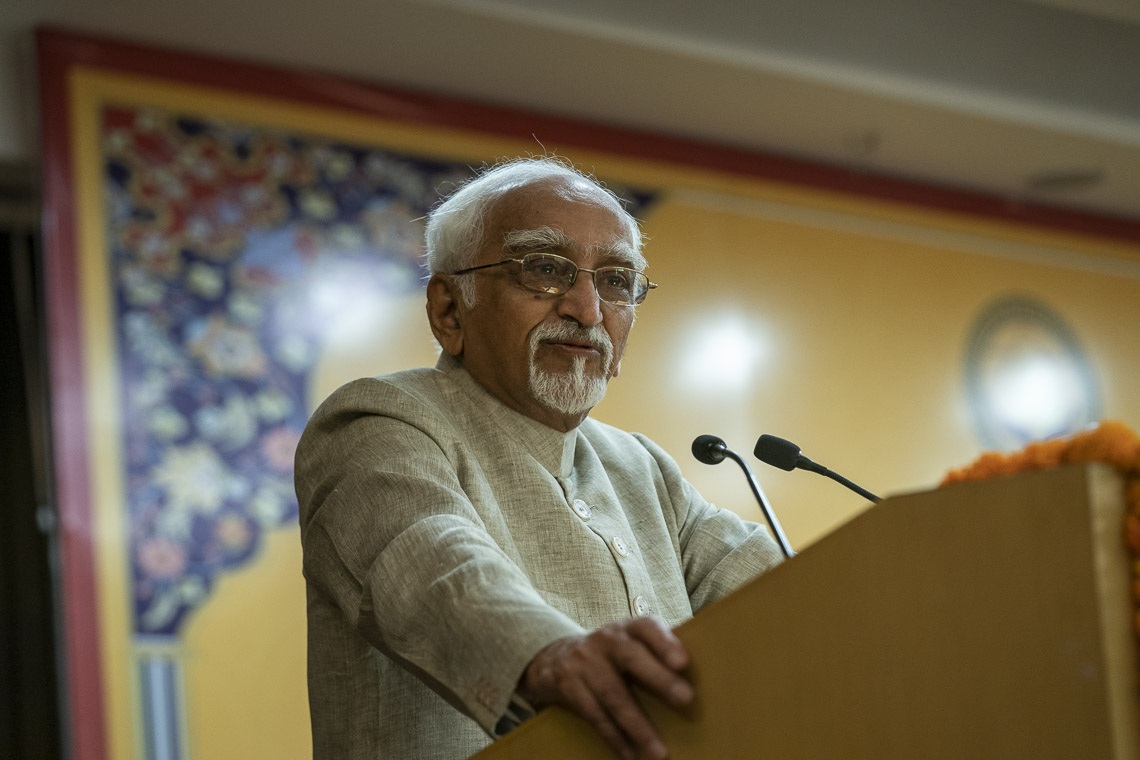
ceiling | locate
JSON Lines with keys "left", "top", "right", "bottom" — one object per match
{"left": 6, "top": 0, "right": 1140, "bottom": 221}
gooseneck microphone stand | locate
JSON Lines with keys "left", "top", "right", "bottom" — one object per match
{"left": 693, "top": 435, "right": 795, "bottom": 559}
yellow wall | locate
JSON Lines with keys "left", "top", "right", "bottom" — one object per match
{"left": 607, "top": 174, "right": 1140, "bottom": 544}
{"left": 181, "top": 530, "right": 311, "bottom": 758}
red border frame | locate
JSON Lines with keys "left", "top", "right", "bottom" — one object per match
{"left": 37, "top": 29, "right": 107, "bottom": 760}
{"left": 34, "top": 24, "right": 1140, "bottom": 760}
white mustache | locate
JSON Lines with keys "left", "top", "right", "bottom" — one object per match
{"left": 530, "top": 321, "right": 613, "bottom": 358}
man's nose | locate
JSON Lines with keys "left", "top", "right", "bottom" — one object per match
{"left": 556, "top": 271, "right": 604, "bottom": 326}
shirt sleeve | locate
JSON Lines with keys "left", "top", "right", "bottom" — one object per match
{"left": 296, "top": 379, "right": 586, "bottom": 735}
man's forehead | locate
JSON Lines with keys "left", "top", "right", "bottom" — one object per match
{"left": 483, "top": 178, "right": 644, "bottom": 265}
{"left": 503, "top": 226, "right": 642, "bottom": 266}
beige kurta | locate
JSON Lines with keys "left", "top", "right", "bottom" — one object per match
{"left": 295, "top": 354, "right": 783, "bottom": 759}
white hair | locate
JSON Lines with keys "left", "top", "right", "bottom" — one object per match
{"left": 424, "top": 157, "right": 643, "bottom": 306}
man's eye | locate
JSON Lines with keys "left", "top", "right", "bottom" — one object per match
{"left": 603, "top": 270, "right": 633, "bottom": 289}
{"left": 525, "top": 255, "right": 571, "bottom": 276}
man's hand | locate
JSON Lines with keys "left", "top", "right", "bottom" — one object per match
{"left": 517, "top": 617, "right": 692, "bottom": 760}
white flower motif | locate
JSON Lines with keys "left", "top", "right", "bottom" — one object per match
{"left": 135, "top": 370, "right": 173, "bottom": 409}
{"left": 191, "top": 157, "right": 219, "bottom": 182}
{"left": 275, "top": 333, "right": 314, "bottom": 373}
{"left": 240, "top": 183, "right": 269, "bottom": 207}
{"left": 178, "top": 575, "right": 207, "bottom": 604}
{"left": 330, "top": 223, "right": 366, "bottom": 250}
{"left": 195, "top": 393, "right": 257, "bottom": 451}
{"left": 135, "top": 110, "right": 160, "bottom": 132}
{"left": 188, "top": 262, "right": 224, "bottom": 299}
{"left": 228, "top": 291, "right": 264, "bottom": 324}
{"left": 104, "top": 129, "right": 131, "bottom": 154}
{"left": 267, "top": 151, "right": 292, "bottom": 178}
{"left": 255, "top": 389, "right": 293, "bottom": 422}
{"left": 153, "top": 167, "right": 187, "bottom": 201}
{"left": 155, "top": 504, "right": 193, "bottom": 541}
{"left": 152, "top": 443, "right": 235, "bottom": 515}
{"left": 225, "top": 475, "right": 252, "bottom": 503}
{"left": 250, "top": 484, "right": 287, "bottom": 527}
{"left": 124, "top": 312, "right": 183, "bottom": 368}
{"left": 299, "top": 189, "right": 336, "bottom": 220}
{"left": 140, "top": 589, "right": 182, "bottom": 631}
{"left": 122, "top": 266, "right": 166, "bottom": 306}
{"left": 186, "top": 214, "right": 215, "bottom": 242}
{"left": 324, "top": 150, "right": 354, "bottom": 181}
{"left": 148, "top": 406, "right": 188, "bottom": 440}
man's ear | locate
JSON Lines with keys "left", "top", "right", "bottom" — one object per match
{"left": 426, "top": 274, "right": 464, "bottom": 357}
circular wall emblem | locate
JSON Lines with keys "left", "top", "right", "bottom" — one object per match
{"left": 965, "top": 296, "right": 1100, "bottom": 450}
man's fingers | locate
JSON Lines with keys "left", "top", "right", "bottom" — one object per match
{"left": 519, "top": 619, "right": 695, "bottom": 759}
{"left": 601, "top": 621, "right": 693, "bottom": 709}
{"left": 560, "top": 677, "right": 639, "bottom": 760}
{"left": 591, "top": 669, "right": 670, "bottom": 760}
{"left": 626, "top": 617, "right": 689, "bottom": 671}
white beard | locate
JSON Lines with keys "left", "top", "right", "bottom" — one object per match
{"left": 527, "top": 323, "right": 614, "bottom": 416}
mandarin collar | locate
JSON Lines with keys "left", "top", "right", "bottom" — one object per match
{"left": 436, "top": 354, "right": 577, "bottom": 479}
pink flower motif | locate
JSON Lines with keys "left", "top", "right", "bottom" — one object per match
{"left": 261, "top": 426, "right": 301, "bottom": 472}
{"left": 137, "top": 537, "right": 188, "bottom": 580}
{"left": 216, "top": 515, "right": 253, "bottom": 553}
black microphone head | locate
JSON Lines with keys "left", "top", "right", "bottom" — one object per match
{"left": 754, "top": 434, "right": 801, "bottom": 471}
{"left": 692, "top": 434, "right": 728, "bottom": 465}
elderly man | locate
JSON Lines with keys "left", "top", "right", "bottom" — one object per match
{"left": 295, "top": 157, "right": 782, "bottom": 760}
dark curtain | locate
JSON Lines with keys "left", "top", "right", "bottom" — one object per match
{"left": 0, "top": 179, "right": 63, "bottom": 760}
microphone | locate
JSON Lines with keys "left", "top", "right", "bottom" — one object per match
{"left": 692, "top": 435, "right": 795, "bottom": 558}
{"left": 691, "top": 434, "right": 728, "bottom": 465}
{"left": 754, "top": 434, "right": 881, "bottom": 503}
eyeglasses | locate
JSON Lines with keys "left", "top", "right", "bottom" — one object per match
{"left": 450, "top": 252, "right": 658, "bottom": 306}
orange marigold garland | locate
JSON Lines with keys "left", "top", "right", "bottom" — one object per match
{"left": 941, "top": 419, "right": 1140, "bottom": 642}
{"left": 942, "top": 420, "right": 1140, "bottom": 486}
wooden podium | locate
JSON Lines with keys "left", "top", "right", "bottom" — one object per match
{"left": 475, "top": 463, "right": 1138, "bottom": 759}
